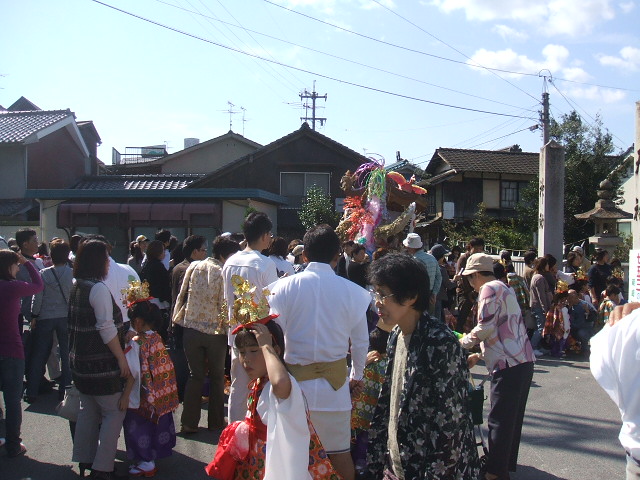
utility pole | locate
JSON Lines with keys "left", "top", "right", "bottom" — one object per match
{"left": 300, "top": 81, "right": 327, "bottom": 130}
{"left": 539, "top": 72, "right": 551, "bottom": 144}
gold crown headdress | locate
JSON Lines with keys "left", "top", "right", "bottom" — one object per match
{"left": 612, "top": 267, "right": 624, "bottom": 280}
{"left": 230, "top": 275, "right": 278, "bottom": 334}
{"left": 575, "top": 268, "right": 588, "bottom": 281}
{"left": 122, "top": 280, "right": 153, "bottom": 308}
{"left": 556, "top": 280, "right": 569, "bottom": 294}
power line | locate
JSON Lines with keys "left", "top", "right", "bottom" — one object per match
{"left": 153, "top": 0, "right": 536, "bottom": 111}
{"left": 368, "top": 0, "right": 538, "bottom": 103}
{"left": 90, "top": 0, "right": 537, "bottom": 120}
{"left": 468, "top": 124, "right": 538, "bottom": 149}
{"left": 264, "top": 0, "right": 639, "bottom": 94}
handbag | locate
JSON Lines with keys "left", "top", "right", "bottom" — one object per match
{"left": 56, "top": 385, "right": 80, "bottom": 422}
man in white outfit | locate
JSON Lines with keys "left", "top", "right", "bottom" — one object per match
{"left": 222, "top": 212, "right": 278, "bottom": 423}
{"left": 269, "top": 224, "right": 370, "bottom": 480}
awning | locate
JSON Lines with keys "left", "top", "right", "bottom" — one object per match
{"left": 57, "top": 202, "right": 221, "bottom": 228}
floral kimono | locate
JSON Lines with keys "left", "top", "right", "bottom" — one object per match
{"left": 366, "top": 314, "right": 480, "bottom": 480}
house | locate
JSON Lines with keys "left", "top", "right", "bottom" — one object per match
{"left": 27, "top": 123, "right": 367, "bottom": 260}
{"left": 109, "top": 131, "right": 262, "bottom": 175}
{"left": 0, "top": 97, "right": 100, "bottom": 240}
{"left": 416, "top": 146, "right": 539, "bottom": 242}
{"left": 188, "top": 122, "right": 369, "bottom": 239}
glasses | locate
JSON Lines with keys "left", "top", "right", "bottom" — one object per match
{"left": 372, "top": 291, "right": 395, "bottom": 304}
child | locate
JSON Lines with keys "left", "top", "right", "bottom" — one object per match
{"left": 350, "top": 321, "right": 392, "bottom": 474}
{"left": 543, "top": 286, "right": 570, "bottom": 358}
{"left": 119, "top": 299, "right": 179, "bottom": 477}
{"left": 205, "top": 319, "right": 340, "bottom": 480}
{"left": 597, "top": 285, "right": 620, "bottom": 331}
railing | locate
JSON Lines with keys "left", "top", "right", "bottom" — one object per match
{"left": 112, "top": 146, "right": 168, "bottom": 165}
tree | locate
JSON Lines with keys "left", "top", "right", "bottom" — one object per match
{"left": 298, "top": 186, "right": 340, "bottom": 230}
{"left": 515, "top": 110, "right": 622, "bottom": 244}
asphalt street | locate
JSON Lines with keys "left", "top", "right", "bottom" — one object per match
{"left": 0, "top": 353, "right": 626, "bottom": 480}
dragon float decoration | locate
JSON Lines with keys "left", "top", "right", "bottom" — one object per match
{"left": 336, "top": 156, "right": 429, "bottom": 251}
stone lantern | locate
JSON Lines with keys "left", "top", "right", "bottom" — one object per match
{"left": 574, "top": 179, "right": 633, "bottom": 250}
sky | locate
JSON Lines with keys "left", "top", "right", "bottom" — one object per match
{"left": 2, "top": 0, "right": 639, "bottom": 169}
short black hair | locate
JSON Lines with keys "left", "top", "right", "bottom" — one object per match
{"left": 182, "top": 235, "right": 206, "bottom": 259}
{"left": 523, "top": 250, "right": 537, "bottom": 265}
{"left": 595, "top": 250, "right": 609, "bottom": 262}
{"left": 70, "top": 234, "right": 84, "bottom": 253}
{"left": 50, "top": 239, "right": 71, "bottom": 265}
{"left": 146, "top": 240, "right": 165, "bottom": 260}
{"left": 127, "top": 300, "right": 163, "bottom": 331}
{"left": 15, "top": 228, "right": 37, "bottom": 249}
{"left": 155, "top": 229, "right": 172, "bottom": 244}
{"left": 234, "top": 320, "right": 285, "bottom": 359}
{"left": 469, "top": 237, "right": 485, "bottom": 248}
{"left": 303, "top": 224, "right": 340, "bottom": 264}
{"left": 74, "top": 239, "right": 109, "bottom": 280}
{"left": 213, "top": 236, "right": 241, "bottom": 261}
{"left": 544, "top": 254, "right": 557, "bottom": 269}
{"left": 351, "top": 244, "right": 366, "bottom": 259}
{"left": 242, "top": 212, "right": 272, "bottom": 244}
{"left": 368, "top": 252, "right": 430, "bottom": 312}
{"left": 493, "top": 262, "right": 506, "bottom": 280}
{"left": 606, "top": 284, "right": 621, "bottom": 297}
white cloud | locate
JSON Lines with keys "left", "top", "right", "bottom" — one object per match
{"left": 619, "top": 1, "right": 635, "bottom": 13}
{"left": 467, "top": 44, "right": 569, "bottom": 77}
{"left": 561, "top": 67, "right": 591, "bottom": 82}
{"left": 492, "top": 24, "right": 528, "bottom": 41}
{"left": 598, "top": 46, "right": 640, "bottom": 71}
{"left": 566, "top": 86, "right": 626, "bottom": 103}
{"left": 429, "top": 0, "right": 616, "bottom": 37}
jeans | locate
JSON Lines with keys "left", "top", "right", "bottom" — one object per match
{"left": 0, "top": 356, "right": 26, "bottom": 455}
{"left": 26, "top": 317, "right": 71, "bottom": 397}
{"left": 529, "top": 306, "right": 546, "bottom": 349}
{"left": 572, "top": 325, "right": 594, "bottom": 353}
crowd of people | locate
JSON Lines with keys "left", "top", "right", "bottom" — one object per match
{"left": 0, "top": 217, "right": 630, "bottom": 479}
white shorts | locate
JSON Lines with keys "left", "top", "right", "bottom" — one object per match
{"left": 308, "top": 410, "right": 351, "bottom": 454}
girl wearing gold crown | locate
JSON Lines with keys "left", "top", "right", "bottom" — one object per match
{"left": 542, "top": 282, "right": 571, "bottom": 358}
{"left": 118, "top": 282, "right": 179, "bottom": 477}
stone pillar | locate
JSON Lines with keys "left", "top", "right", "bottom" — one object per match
{"left": 633, "top": 101, "right": 640, "bottom": 250}
{"left": 538, "top": 140, "right": 565, "bottom": 259}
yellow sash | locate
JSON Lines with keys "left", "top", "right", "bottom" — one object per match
{"left": 286, "top": 358, "right": 348, "bottom": 391}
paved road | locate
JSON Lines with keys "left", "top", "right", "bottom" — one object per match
{"left": 0, "top": 354, "right": 626, "bottom": 480}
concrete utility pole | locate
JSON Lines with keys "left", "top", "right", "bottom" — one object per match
{"left": 538, "top": 139, "right": 565, "bottom": 260}
{"left": 300, "top": 81, "right": 327, "bottom": 130}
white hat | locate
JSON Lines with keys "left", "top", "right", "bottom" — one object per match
{"left": 572, "top": 246, "right": 584, "bottom": 254}
{"left": 403, "top": 233, "right": 423, "bottom": 249}
{"left": 462, "top": 253, "right": 494, "bottom": 275}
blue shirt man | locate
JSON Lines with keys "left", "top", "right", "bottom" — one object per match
{"left": 403, "top": 233, "right": 441, "bottom": 314}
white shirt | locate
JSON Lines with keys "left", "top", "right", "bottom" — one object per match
{"left": 590, "top": 309, "right": 640, "bottom": 460}
{"left": 269, "top": 262, "right": 370, "bottom": 411}
{"left": 256, "top": 375, "right": 312, "bottom": 480}
{"left": 269, "top": 255, "right": 295, "bottom": 277}
{"left": 103, "top": 257, "right": 140, "bottom": 322}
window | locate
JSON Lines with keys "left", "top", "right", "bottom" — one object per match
{"left": 280, "top": 172, "right": 330, "bottom": 208}
{"left": 501, "top": 181, "right": 519, "bottom": 209}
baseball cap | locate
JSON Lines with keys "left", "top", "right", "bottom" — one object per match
{"left": 136, "top": 235, "right": 149, "bottom": 243}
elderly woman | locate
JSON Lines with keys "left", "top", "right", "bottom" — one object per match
{"left": 0, "top": 249, "right": 43, "bottom": 457}
{"left": 460, "top": 253, "right": 536, "bottom": 480}
{"left": 366, "top": 253, "right": 480, "bottom": 480}
{"left": 69, "top": 239, "right": 130, "bottom": 479}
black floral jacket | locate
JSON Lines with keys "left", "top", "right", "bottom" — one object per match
{"left": 366, "top": 314, "right": 481, "bottom": 479}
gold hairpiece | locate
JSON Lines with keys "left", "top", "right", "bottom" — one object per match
{"left": 122, "top": 280, "right": 153, "bottom": 308}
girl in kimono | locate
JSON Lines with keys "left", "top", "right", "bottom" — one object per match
{"left": 205, "top": 318, "right": 340, "bottom": 480}
{"left": 119, "top": 296, "right": 179, "bottom": 477}
{"left": 542, "top": 286, "right": 571, "bottom": 357}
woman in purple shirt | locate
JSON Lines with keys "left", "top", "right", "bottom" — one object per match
{"left": 0, "top": 249, "right": 43, "bottom": 457}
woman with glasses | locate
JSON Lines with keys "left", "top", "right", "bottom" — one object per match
{"left": 365, "top": 253, "right": 480, "bottom": 480}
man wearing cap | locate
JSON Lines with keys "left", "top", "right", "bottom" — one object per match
{"left": 572, "top": 245, "right": 592, "bottom": 272}
{"left": 430, "top": 243, "right": 455, "bottom": 322}
{"left": 459, "top": 253, "right": 535, "bottom": 480}
{"left": 403, "top": 233, "right": 441, "bottom": 315}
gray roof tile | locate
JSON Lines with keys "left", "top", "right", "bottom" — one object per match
{"left": 432, "top": 148, "right": 538, "bottom": 175}
{"left": 72, "top": 174, "right": 206, "bottom": 191}
{"left": 0, "top": 110, "right": 73, "bottom": 143}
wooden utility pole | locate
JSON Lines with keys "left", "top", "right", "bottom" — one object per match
{"left": 300, "top": 81, "right": 327, "bottom": 130}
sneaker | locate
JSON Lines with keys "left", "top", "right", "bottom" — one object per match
{"left": 533, "top": 349, "right": 545, "bottom": 358}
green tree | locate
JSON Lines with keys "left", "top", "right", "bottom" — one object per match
{"left": 515, "top": 110, "right": 622, "bottom": 244}
{"left": 298, "top": 186, "right": 340, "bottom": 230}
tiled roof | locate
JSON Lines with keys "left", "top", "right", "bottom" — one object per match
{"left": 433, "top": 147, "right": 538, "bottom": 175}
{"left": 72, "top": 174, "right": 206, "bottom": 191}
{"left": 0, "top": 199, "right": 36, "bottom": 217}
{"left": 0, "top": 109, "right": 73, "bottom": 143}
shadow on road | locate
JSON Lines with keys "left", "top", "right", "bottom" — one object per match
{"left": 514, "top": 464, "right": 568, "bottom": 479}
